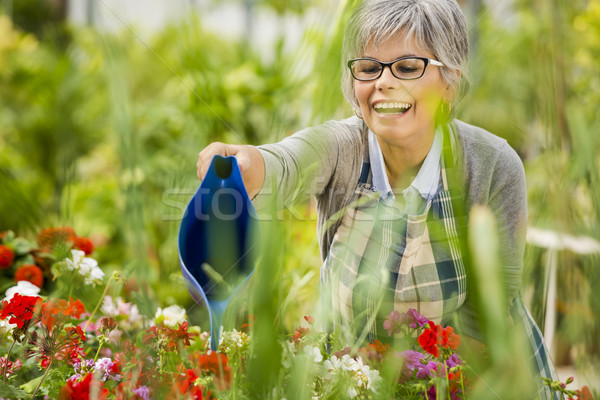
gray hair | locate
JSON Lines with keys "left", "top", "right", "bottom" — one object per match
{"left": 341, "top": 0, "right": 469, "bottom": 116}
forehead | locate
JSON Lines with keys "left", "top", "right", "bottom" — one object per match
{"left": 363, "top": 32, "right": 433, "bottom": 60}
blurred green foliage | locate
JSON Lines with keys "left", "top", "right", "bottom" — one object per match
{"left": 0, "top": 0, "right": 599, "bottom": 389}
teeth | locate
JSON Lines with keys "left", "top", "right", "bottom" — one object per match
{"left": 374, "top": 102, "right": 412, "bottom": 110}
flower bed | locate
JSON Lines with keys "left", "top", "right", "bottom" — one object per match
{"left": 0, "top": 229, "right": 593, "bottom": 399}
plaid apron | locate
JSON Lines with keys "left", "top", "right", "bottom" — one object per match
{"left": 320, "top": 126, "right": 560, "bottom": 399}
{"left": 321, "top": 140, "right": 466, "bottom": 344}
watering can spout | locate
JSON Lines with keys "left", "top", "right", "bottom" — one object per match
{"left": 178, "top": 155, "right": 259, "bottom": 350}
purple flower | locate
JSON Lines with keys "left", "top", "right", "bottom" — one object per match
{"left": 133, "top": 385, "right": 151, "bottom": 400}
{"left": 427, "top": 386, "right": 437, "bottom": 400}
{"left": 69, "top": 359, "right": 94, "bottom": 381}
{"left": 383, "top": 309, "right": 429, "bottom": 335}
{"left": 399, "top": 350, "right": 441, "bottom": 379}
{"left": 447, "top": 353, "right": 463, "bottom": 368}
{"left": 403, "top": 308, "right": 428, "bottom": 329}
{"left": 417, "top": 360, "right": 441, "bottom": 379}
{"left": 400, "top": 350, "right": 424, "bottom": 370}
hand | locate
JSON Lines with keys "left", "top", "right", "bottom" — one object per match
{"left": 197, "top": 142, "right": 265, "bottom": 199}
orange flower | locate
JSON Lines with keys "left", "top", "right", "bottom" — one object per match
{"left": 0, "top": 244, "right": 14, "bottom": 269}
{"left": 40, "top": 298, "right": 86, "bottom": 331}
{"left": 37, "top": 226, "right": 76, "bottom": 248}
{"left": 14, "top": 264, "right": 44, "bottom": 287}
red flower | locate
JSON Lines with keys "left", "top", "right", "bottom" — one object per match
{"left": 575, "top": 386, "right": 594, "bottom": 400}
{"left": 418, "top": 321, "right": 461, "bottom": 358}
{"left": 418, "top": 326, "right": 441, "bottom": 357}
{"left": 293, "top": 326, "right": 309, "bottom": 344}
{"left": 176, "top": 368, "right": 199, "bottom": 393}
{"left": 28, "top": 324, "right": 87, "bottom": 369}
{"left": 14, "top": 264, "right": 44, "bottom": 287}
{"left": 0, "top": 293, "right": 42, "bottom": 329}
{"left": 99, "top": 317, "right": 118, "bottom": 334}
{"left": 58, "top": 372, "right": 108, "bottom": 400}
{"left": 171, "top": 321, "right": 195, "bottom": 347}
{"left": 37, "top": 226, "right": 76, "bottom": 248}
{"left": 73, "top": 237, "right": 94, "bottom": 255}
{"left": 304, "top": 315, "right": 314, "bottom": 324}
{"left": 0, "top": 356, "right": 22, "bottom": 378}
{"left": 0, "top": 244, "right": 14, "bottom": 269}
{"left": 143, "top": 322, "right": 195, "bottom": 352}
{"left": 197, "top": 352, "right": 232, "bottom": 390}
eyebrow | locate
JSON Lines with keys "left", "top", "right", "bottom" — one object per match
{"left": 362, "top": 53, "right": 419, "bottom": 60}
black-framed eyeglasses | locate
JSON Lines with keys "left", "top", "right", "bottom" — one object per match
{"left": 347, "top": 56, "right": 445, "bottom": 81}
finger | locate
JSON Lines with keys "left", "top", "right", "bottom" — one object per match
{"left": 227, "top": 145, "right": 251, "bottom": 173}
{"left": 197, "top": 143, "right": 226, "bottom": 180}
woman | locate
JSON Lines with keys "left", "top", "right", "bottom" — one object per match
{"left": 197, "top": 0, "right": 559, "bottom": 397}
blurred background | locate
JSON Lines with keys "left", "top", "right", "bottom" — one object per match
{"left": 0, "top": 0, "right": 598, "bottom": 391}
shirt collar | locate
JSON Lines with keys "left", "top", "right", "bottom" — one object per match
{"left": 368, "top": 126, "right": 443, "bottom": 202}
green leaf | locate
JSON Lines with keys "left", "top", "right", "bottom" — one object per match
{"left": 0, "top": 380, "right": 29, "bottom": 399}
{"left": 19, "top": 375, "right": 42, "bottom": 394}
{"left": 13, "top": 237, "right": 36, "bottom": 255}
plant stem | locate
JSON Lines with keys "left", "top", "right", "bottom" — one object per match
{"left": 444, "top": 360, "right": 450, "bottom": 400}
{"left": 159, "top": 352, "right": 164, "bottom": 375}
{"left": 31, "top": 358, "right": 52, "bottom": 399}
{"left": 459, "top": 367, "right": 466, "bottom": 399}
{"left": 84, "top": 274, "right": 116, "bottom": 331}
{"left": 2, "top": 340, "right": 16, "bottom": 381}
{"left": 93, "top": 339, "right": 105, "bottom": 364}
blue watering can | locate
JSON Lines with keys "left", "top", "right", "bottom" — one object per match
{"left": 178, "top": 155, "right": 259, "bottom": 350}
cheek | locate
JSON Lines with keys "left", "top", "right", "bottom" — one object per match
{"left": 354, "top": 83, "right": 371, "bottom": 108}
{"left": 411, "top": 82, "right": 446, "bottom": 115}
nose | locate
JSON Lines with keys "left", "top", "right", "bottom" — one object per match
{"left": 375, "top": 65, "right": 399, "bottom": 91}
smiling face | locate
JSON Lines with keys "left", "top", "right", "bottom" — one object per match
{"left": 354, "top": 34, "right": 452, "bottom": 149}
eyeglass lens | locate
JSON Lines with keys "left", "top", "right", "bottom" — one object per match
{"left": 351, "top": 58, "right": 426, "bottom": 80}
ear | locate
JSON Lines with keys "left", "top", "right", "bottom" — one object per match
{"left": 443, "top": 70, "right": 461, "bottom": 103}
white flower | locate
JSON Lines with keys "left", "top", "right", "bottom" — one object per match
{"left": 340, "top": 354, "right": 362, "bottom": 372}
{"left": 220, "top": 329, "right": 249, "bottom": 352}
{"left": 154, "top": 304, "right": 186, "bottom": 327}
{"left": 4, "top": 281, "right": 41, "bottom": 300}
{"left": 0, "top": 318, "right": 17, "bottom": 336}
{"left": 303, "top": 345, "right": 323, "bottom": 363}
{"left": 281, "top": 341, "right": 296, "bottom": 369}
{"left": 362, "top": 366, "right": 381, "bottom": 390}
{"left": 66, "top": 249, "right": 104, "bottom": 285}
{"left": 324, "top": 355, "right": 341, "bottom": 373}
{"left": 347, "top": 387, "right": 358, "bottom": 398}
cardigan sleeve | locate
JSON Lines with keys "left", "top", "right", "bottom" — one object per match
{"left": 251, "top": 120, "right": 347, "bottom": 211}
{"left": 454, "top": 123, "right": 528, "bottom": 341}
{"left": 487, "top": 142, "right": 528, "bottom": 302}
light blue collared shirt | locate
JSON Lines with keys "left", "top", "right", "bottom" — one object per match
{"left": 368, "top": 127, "right": 443, "bottom": 214}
